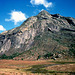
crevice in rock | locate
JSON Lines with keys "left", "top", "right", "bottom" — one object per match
{"left": 65, "top": 18, "right": 75, "bottom": 26}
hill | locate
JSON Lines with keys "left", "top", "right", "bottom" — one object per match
{"left": 0, "top": 10, "right": 75, "bottom": 60}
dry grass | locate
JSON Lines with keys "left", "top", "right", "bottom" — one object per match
{"left": 0, "top": 59, "right": 75, "bottom": 75}
{"left": 46, "top": 64, "right": 75, "bottom": 72}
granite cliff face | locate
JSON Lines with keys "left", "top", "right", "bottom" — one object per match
{"left": 0, "top": 10, "right": 75, "bottom": 59}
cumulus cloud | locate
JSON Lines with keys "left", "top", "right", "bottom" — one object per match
{"left": 0, "top": 25, "right": 6, "bottom": 31}
{"left": 5, "top": 10, "right": 27, "bottom": 25}
{"left": 30, "top": 0, "right": 52, "bottom": 8}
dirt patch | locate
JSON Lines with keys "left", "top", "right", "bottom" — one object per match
{"left": 46, "top": 64, "right": 75, "bottom": 72}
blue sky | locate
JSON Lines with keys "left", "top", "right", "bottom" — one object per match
{"left": 0, "top": 0, "right": 75, "bottom": 33}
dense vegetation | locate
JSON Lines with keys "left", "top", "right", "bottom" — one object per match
{"left": 0, "top": 53, "right": 22, "bottom": 59}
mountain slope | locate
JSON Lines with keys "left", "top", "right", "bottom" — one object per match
{"left": 0, "top": 10, "right": 75, "bottom": 60}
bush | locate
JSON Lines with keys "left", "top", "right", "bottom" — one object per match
{"left": 16, "top": 68, "right": 19, "bottom": 70}
{"left": 44, "top": 53, "right": 53, "bottom": 58}
{"left": 37, "top": 55, "right": 41, "bottom": 60}
{"left": 69, "top": 44, "right": 75, "bottom": 56}
{"left": 0, "top": 52, "right": 21, "bottom": 59}
{"left": 0, "top": 54, "right": 8, "bottom": 59}
{"left": 21, "top": 58, "right": 23, "bottom": 60}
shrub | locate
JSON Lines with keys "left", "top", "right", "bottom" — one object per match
{"left": 37, "top": 55, "right": 41, "bottom": 60}
{"left": 16, "top": 68, "right": 19, "bottom": 70}
{"left": 44, "top": 53, "right": 53, "bottom": 58}
{"left": 21, "top": 58, "right": 23, "bottom": 60}
{"left": 0, "top": 54, "right": 8, "bottom": 59}
{"left": 0, "top": 52, "right": 21, "bottom": 59}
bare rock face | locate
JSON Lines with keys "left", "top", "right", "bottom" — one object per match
{"left": 0, "top": 10, "right": 75, "bottom": 59}
{"left": 0, "top": 39, "right": 11, "bottom": 53}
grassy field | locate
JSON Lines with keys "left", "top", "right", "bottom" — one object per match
{"left": 0, "top": 59, "right": 75, "bottom": 75}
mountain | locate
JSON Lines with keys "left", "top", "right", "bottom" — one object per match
{"left": 0, "top": 10, "right": 75, "bottom": 60}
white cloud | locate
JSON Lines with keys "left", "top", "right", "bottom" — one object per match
{"left": 30, "top": 0, "right": 52, "bottom": 8}
{"left": 0, "top": 25, "right": 6, "bottom": 31}
{"left": 5, "top": 10, "right": 27, "bottom": 25}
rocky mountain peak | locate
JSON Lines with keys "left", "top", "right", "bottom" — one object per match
{"left": 37, "top": 10, "right": 52, "bottom": 19}
{"left": 39, "top": 10, "right": 50, "bottom": 15}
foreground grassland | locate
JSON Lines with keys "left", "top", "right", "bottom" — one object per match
{"left": 0, "top": 59, "right": 75, "bottom": 75}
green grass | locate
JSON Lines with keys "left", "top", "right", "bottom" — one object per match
{"left": 51, "top": 61, "right": 75, "bottom": 64}
{"left": 25, "top": 64, "right": 75, "bottom": 74}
